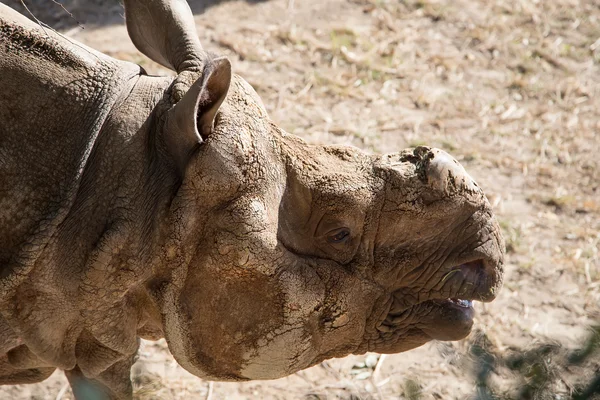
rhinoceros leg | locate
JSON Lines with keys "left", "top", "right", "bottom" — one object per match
{"left": 65, "top": 366, "right": 115, "bottom": 400}
{"left": 0, "top": 354, "right": 55, "bottom": 385}
{"left": 0, "top": 328, "right": 56, "bottom": 385}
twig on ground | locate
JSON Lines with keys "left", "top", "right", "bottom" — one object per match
{"left": 55, "top": 382, "right": 69, "bottom": 400}
{"left": 373, "top": 354, "right": 387, "bottom": 382}
{"left": 205, "top": 381, "right": 213, "bottom": 400}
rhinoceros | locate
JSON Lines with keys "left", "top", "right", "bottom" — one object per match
{"left": 0, "top": 0, "right": 504, "bottom": 398}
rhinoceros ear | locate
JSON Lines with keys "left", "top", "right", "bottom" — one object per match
{"left": 163, "top": 57, "right": 232, "bottom": 173}
{"left": 124, "top": 0, "right": 204, "bottom": 72}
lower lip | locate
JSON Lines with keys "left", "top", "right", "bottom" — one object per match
{"left": 435, "top": 298, "right": 476, "bottom": 318}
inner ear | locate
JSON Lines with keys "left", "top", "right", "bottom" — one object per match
{"left": 163, "top": 57, "right": 232, "bottom": 174}
{"left": 196, "top": 57, "right": 232, "bottom": 140}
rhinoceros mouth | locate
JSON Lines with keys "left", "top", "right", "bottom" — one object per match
{"left": 377, "top": 257, "right": 501, "bottom": 340}
{"left": 438, "top": 297, "right": 474, "bottom": 308}
{"left": 390, "top": 258, "right": 497, "bottom": 308}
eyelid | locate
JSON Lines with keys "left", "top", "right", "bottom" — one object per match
{"left": 315, "top": 217, "right": 347, "bottom": 237}
{"left": 326, "top": 227, "right": 351, "bottom": 243}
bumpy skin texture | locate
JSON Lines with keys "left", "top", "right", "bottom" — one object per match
{"left": 0, "top": 1, "right": 504, "bottom": 399}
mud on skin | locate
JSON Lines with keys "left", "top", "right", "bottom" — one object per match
{"left": 0, "top": 0, "right": 504, "bottom": 398}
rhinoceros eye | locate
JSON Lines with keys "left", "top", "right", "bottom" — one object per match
{"left": 327, "top": 228, "right": 351, "bottom": 244}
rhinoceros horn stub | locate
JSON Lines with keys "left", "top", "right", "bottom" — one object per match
{"left": 124, "top": 0, "right": 205, "bottom": 72}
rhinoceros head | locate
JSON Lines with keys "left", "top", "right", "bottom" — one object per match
{"left": 125, "top": 0, "right": 504, "bottom": 381}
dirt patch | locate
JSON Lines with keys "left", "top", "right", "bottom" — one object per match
{"left": 2, "top": 0, "right": 599, "bottom": 398}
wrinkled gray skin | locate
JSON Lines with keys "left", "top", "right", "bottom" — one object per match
{"left": 0, "top": 1, "right": 504, "bottom": 398}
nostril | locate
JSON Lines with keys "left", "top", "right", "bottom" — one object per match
{"left": 444, "top": 260, "right": 483, "bottom": 287}
{"left": 457, "top": 259, "right": 485, "bottom": 281}
{"left": 453, "top": 258, "right": 501, "bottom": 303}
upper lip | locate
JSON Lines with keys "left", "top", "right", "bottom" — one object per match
{"left": 386, "top": 255, "right": 502, "bottom": 315}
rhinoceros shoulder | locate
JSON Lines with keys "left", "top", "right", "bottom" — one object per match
{"left": 0, "top": 3, "right": 144, "bottom": 295}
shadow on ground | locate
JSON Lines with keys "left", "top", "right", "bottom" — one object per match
{"left": 3, "top": 0, "right": 267, "bottom": 30}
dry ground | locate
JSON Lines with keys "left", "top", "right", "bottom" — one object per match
{"left": 1, "top": 0, "right": 599, "bottom": 398}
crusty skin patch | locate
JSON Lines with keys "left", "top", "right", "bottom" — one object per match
{"left": 0, "top": 1, "right": 504, "bottom": 398}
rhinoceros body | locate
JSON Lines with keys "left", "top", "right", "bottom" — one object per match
{"left": 0, "top": 1, "right": 504, "bottom": 398}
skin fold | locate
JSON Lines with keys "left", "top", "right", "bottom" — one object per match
{"left": 0, "top": 1, "right": 504, "bottom": 398}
